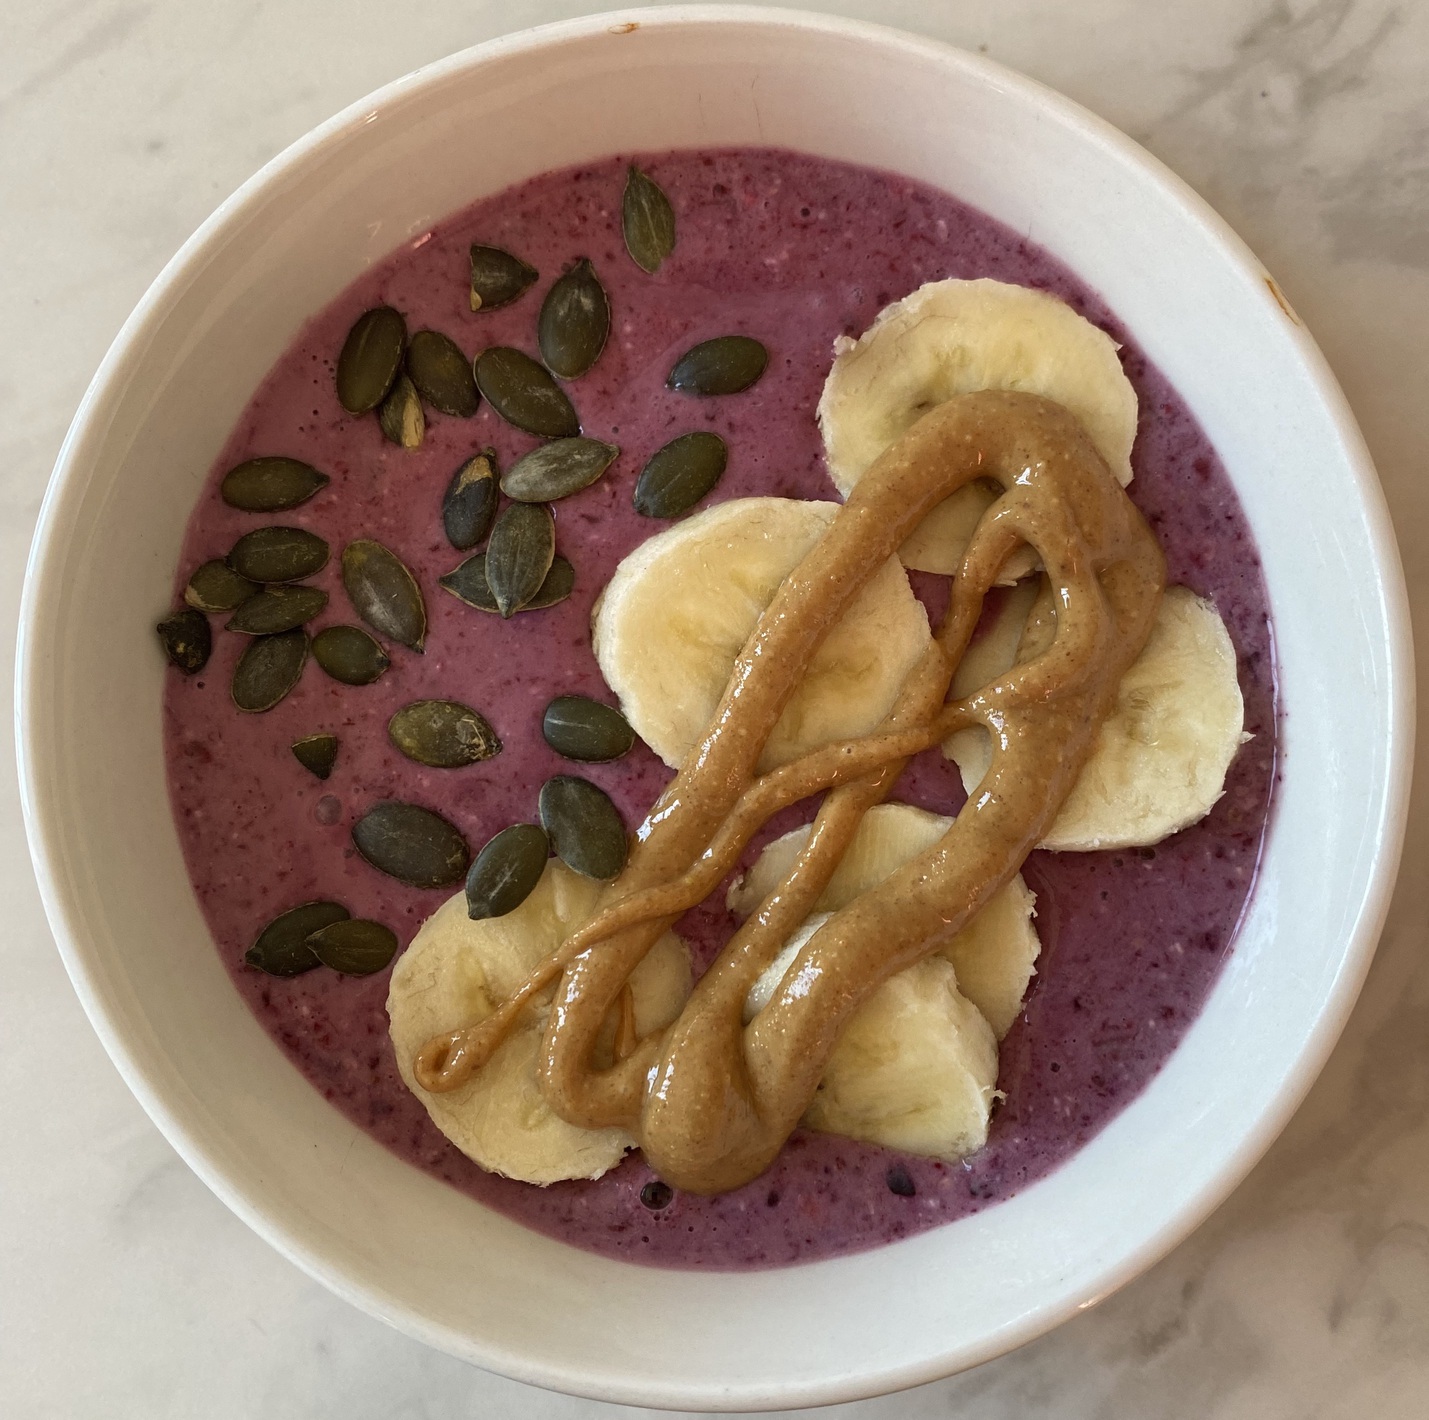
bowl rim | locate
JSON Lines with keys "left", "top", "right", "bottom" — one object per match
{"left": 16, "top": 4, "right": 1415, "bottom": 1409}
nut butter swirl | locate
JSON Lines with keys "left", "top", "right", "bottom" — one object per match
{"left": 415, "top": 390, "right": 1165, "bottom": 1195}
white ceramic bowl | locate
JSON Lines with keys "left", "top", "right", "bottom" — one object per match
{"left": 17, "top": 6, "right": 1413, "bottom": 1410}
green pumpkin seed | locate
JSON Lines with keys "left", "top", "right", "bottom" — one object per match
{"left": 622, "top": 166, "right": 676, "bottom": 274}
{"left": 227, "top": 526, "right": 330, "bottom": 583}
{"left": 245, "top": 900, "right": 349, "bottom": 977}
{"left": 341, "top": 539, "right": 427, "bottom": 651}
{"left": 378, "top": 372, "right": 425, "bottom": 449}
{"left": 633, "top": 431, "right": 728, "bottom": 518}
{"left": 469, "top": 244, "right": 538, "bottom": 312}
{"left": 466, "top": 823, "right": 549, "bottom": 919}
{"left": 484, "top": 503, "right": 555, "bottom": 618}
{"left": 352, "top": 801, "right": 470, "bottom": 888}
{"left": 388, "top": 700, "right": 501, "bottom": 768}
{"left": 442, "top": 451, "right": 498, "bottom": 550}
{"left": 538, "top": 259, "right": 610, "bottom": 379}
{"left": 405, "top": 329, "right": 479, "bottom": 416}
{"left": 156, "top": 607, "right": 211, "bottom": 674}
{"left": 337, "top": 306, "right": 407, "bottom": 414}
{"left": 231, "top": 628, "right": 308, "bottom": 712}
{"left": 439, "top": 552, "right": 573, "bottom": 615}
{"left": 541, "top": 695, "right": 636, "bottom": 762}
{"left": 226, "top": 585, "right": 328, "bottom": 635}
{"left": 220, "top": 457, "right": 329, "bottom": 512}
{"left": 501, "top": 437, "right": 618, "bottom": 503}
{"left": 474, "top": 347, "right": 579, "bottom": 438}
{"left": 667, "top": 336, "right": 768, "bottom": 396}
{"left": 291, "top": 732, "right": 339, "bottom": 780}
{"left": 311, "top": 624, "right": 390, "bottom": 685}
{"left": 538, "top": 775, "right": 628, "bottom": 880}
{"left": 305, "top": 918, "right": 398, "bottom": 975}
{"left": 185, "top": 559, "right": 258, "bottom": 612}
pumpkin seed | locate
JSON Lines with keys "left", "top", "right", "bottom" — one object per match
{"left": 667, "top": 336, "right": 768, "bottom": 396}
{"left": 633, "top": 431, "right": 727, "bottom": 518}
{"left": 388, "top": 700, "right": 501, "bottom": 768}
{"left": 378, "top": 372, "right": 425, "bottom": 449}
{"left": 227, "top": 526, "right": 329, "bottom": 583}
{"left": 465, "top": 823, "right": 549, "bottom": 919}
{"left": 474, "top": 347, "right": 579, "bottom": 437}
{"left": 501, "top": 437, "right": 618, "bottom": 503}
{"left": 484, "top": 503, "right": 555, "bottom": 618}
{"left": 341, "top": 539, "right": 426, "bottom": 651}
{"left": 336, "top": 306, "right": 406, "bottom": 414}
{"left": 539, "top": 775, "right": 628, "bottom": 880}
{"left": 439, "top": 552, "right": 573, "bottom": 615}
{"left": 538, "top": 259, "right": 610, "bottom": 379}
{"left": 156, "top": 607, "right": 211, "bottom": 674}
{"left": 622, "top": 166, "right": 676, "bottom": 274}
{"left": 352, "top": 801, "right": 470, "bottom": 888}
{"left": 226, "top": 585, "right": 328, "bottom": 635}
{"left": 442, "top": 451, "right": 498, "bottom": 550}
{"left": 311, "top": 625, "right": 390, "bottom": 685}
{"left": 231, "top": 628, "right": 308, "bottom": 712}
{"left": 405, "top": 329, "right": 479, "bottom": 416}
{"left": 469, "top": 243, "right": 538, "bottom": 312}
{"left": 291, "top": 732, "right": 339, "bottom": 780}
{"left": 220, "top": 456, "right": 329, "bottom": 512}
{"left": 245, "top": 900, "right": 349, "bottom": 977}
{"left": 185, "top": 559, "right": 257, "bottom": 612}
{"left": 305, "top": 918, "right": 398, "bottom": 975}
{"left": 542, "top": 695, "right": 635, "bottom": 762}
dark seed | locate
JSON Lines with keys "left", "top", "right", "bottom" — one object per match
{"left": 885, "top": 1165, "right": 917, "bottom": 1197}
{"left": 227, "top": 526, "right": 329, "bottom": 583}
{"left": 538, "top": 775, "right": 628, "bottom": 880}
{"left": 378, "top": 372, "right": 425, "bottom": 449}
{"left": 465, "top": 823, "right": 549, "bottom": 920}
{"left": 667, "top": 336, "right": 768, "bottom": 396}
{"left": 245, "top": 900, "right": 349, "bottom": 977}
{"left": 474, "top": 347, "right": 579, "bottom": 438}
{"left": 442, "top": 451, "right": 498, "bottom": 550}
{"left": 469, "top": 243, "right": 538, "bottom": 312}
{"left": 405, "top": 329, "right": 479, "bottom": 416}
{"left": 622, "top": 166, "right": 676, "bottom": 274}
{"left": 439, "top": 551, "right": 573, "bottom": 615}
{"left": 542, "top": 695, "right": 635, "bottom": 762}
{"left": 538, "top": 258, "right": 610, "bottom": 379}
{"left": 500, "top": 437, "right": 618, "bottom": 503}
{"left": 523, "top": 554, "right": 575, "bottom": 611}
{"left": 388, "top": 700, "right": 501, "bottom": 768}
{"left": 291, "top": 732, "right": 338, "bottom": 780}
{"left": 185, "top": 560, "right": 257, "bottom": 612}
{"left": 311, "top": 625, "right": 390, "bottom": 685}
{"left": 352, "top": 801, "right": 470, "bottom": 888}
{"left": 639, "top": 1180, "right": 675, "bottom": 1211}
{"left": 220, "top": 456, "right": 329, "bottom": 512}
{"left": 305, "top": 918, "right": 398, "bottom": 976}
{"left": 156, "top": 607, "right": 210, "bottom": 674}
{"left": 336, "top": 306, "right": 406, "bottom": 414}
{"left": 226, "top": 585, "right": 328, "bottom": 635}
{"left": 231, "top": 628, "right": 308, "bottom": 712}
{"left": 633, "top": 431, "right": 728, "bottom": 518}
{"left": 341, "top": 539, "right": 426, "bottom": 651}
{"left": 484, "top": 503, "right": 555, "bottom": 618}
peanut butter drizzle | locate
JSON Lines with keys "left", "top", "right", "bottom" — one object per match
{"left": 415, "top": 390, "right": 1165, "bottom": 1195}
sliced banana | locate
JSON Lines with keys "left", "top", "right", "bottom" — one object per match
{"left": 387, "top": 862, "right": 691, "bottom": 1185}
{"left": 591, "top": 497, "right": 930, "bottom": 771}
{"left": 946, "top": 584, "right": 1247, "bottom": 851}
{"left": 817, "top": 278, "right": 1138, "bottom": 575}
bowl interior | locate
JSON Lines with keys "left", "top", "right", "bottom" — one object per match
{"left": 19, "top": 7, "right": 1410, "bottom": 1411}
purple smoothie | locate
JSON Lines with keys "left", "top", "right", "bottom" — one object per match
{"left": 163, "top": 148, "right": 1277, "bottom": 1269}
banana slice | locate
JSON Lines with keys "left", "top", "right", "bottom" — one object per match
{"left": 387, "top": 862, "right": 691, "bottom": 1185}
{"left": 946, "top": 585, "right": 1247, "bottom": 850}
{"left": 817, "top": 278, "right": 1138, "bottom": 575}
{"left": 591, "top": 497, "right": 930, "bottom": 771}
{"left": 730, "top": 802, "right": 1040, "bottom": 1038}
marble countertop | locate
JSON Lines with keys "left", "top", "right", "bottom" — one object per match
{"left": 4, "top": 1, "right": 1426, "bottom": 1415}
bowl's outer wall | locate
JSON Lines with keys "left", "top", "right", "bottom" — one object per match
{"left": 17, "top": 6, "right": 1413, "bottom": 1411}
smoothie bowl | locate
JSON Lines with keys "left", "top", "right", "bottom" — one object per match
{"left": 17, "top": 6, "right": 1411, "bottom": 1410}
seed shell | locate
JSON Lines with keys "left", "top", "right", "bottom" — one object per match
{"left": 352, "top": 801, "right": 470, "bottom": 888}
{"left": 442, "top": 451, "right": 498, "bottom": 550}
{"left": 406, "top": 329, "right": 480, "bottom": 416}
{"left": 667, "top": 336, "right": 768, "bottom": 396}
{"left": 538, "top": 259, "right": 611, "bottom": 380}
{"left": 633, "top": 431, "right": 728, "bottom": 518}
{"left": 245, "top": 900, "right": 349, "bottom": 977}
{"left": 538, "top": 775, "right": 628, "bottom": 880}
{"left": 389, "top": 700, "right": 501, "bottom": 768}
{"left": 305, "top": 918, "right": 398, "bottom": 976}
{"left": 291, "top": 732, "right": 339, "bottom": 780}
{"left": 469, "top": 244, "right": 539, "bottom": 312}
{"left": 541, "top": 695, "right": 636, "bottom": 763}
{"left": 474, "top": 347, "right": 579, "bottom": 438}
{"left": 378, "top": 372, "right": 425, "bottom": 449}
{"left": 484, "top": 503, "right": 555, "bottom": 618}
{"left": 156, "top": 607, "right": 211, "bottom": 674}
{"left": 336, "top": 306, "right": 407, "bottom": 414}
{"left": 220, "top": 457, "right": 329, "bottom": 512}
{"left": 622, "top": 166, "right": 676, "bottom": 274}
{"left": 227, "top": 526, "right": 329, "bottom": 584}
{"left": 439, "top": 552, "right": 573, "bottom": 615}
{"left": 465, "top": 824, "right": 550, "bottom": 920}
{"left": 226, "top": 585, "right": 328, "bottom": 635}
{"left": 312, "top": 625, "right": 391, "bottom": 685}
{"left": 231, "top": 628, "right": 308, "bottom": 712}
{"left": 500, "top": 437, "right": 618, "bottom": 503}
{"left": 185, "top": 560, "right": 258, "bottom": 612}
{"left": 341, "top": 539, "right": 427, "bottom": 651}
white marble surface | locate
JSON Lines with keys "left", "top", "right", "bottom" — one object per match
{"left": 4, "top": 0, "right": 1427, "bottom": 1414}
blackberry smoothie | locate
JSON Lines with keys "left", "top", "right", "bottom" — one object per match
{"left": 163, "top": 148, "right": 1277, "bottom": 1268}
